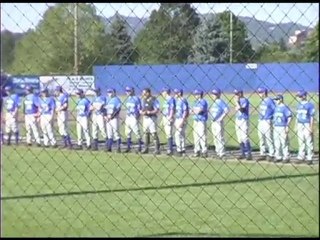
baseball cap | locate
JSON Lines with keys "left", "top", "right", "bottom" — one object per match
{"left": 94, "top": 87, "right": 101, "bottom": 92}
{"left": 4, "top": 86, "right": 11, "bottom": 91}
{"left": 107, "top": 88, "right": 115, "bottom": 93}
{"left": 173, "top": 88, "right": 183, "bottom": 94}
{"left": 273, "top": 94, "right": 283, "bottom": 101}
{"left": 296, "top": 90, "right": 307, "bottom": 97}
{"left": 55, "top": 86, "right": 63, "bottom": 92}
{"left": 162, "top": 87, "right": 170, "bottom": 93}
{"left": 257, "top": 87, "right": 267, "bottom": 94}
{"left": 233, "top": 89, "right": 243, "bottom": 95}
{"left": 193, "top": 89, "right": 203, "bottom": 95}
{"left": 75, "top": 89, "right": 84, "bottom": 95}
{"left": 41, "top": 88, "right": 48, "bottom": 92}
{"left": 212, "top": 88, "right": 221, "bottom": 95}
{"left": 25, "top": 85, "right": 33, "bottom": 92}
{"left": 125, "top": 86, "right": 133, "bottom": 92}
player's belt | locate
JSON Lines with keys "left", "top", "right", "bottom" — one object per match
{"left": 144, "top": 114, "right": 156, "bottom": 118}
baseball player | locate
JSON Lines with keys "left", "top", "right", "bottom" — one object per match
{"left": 38, "top": 88, "right": 57, "bottom": 148}
{"left": 161, "top": 87, "right": 176, "bottom": 155}
{"left": 295, "top": 90, "right": 315, "bottom": 165}
{"left": 55, "top": 86, "right": 72, "bottom": 148}
{"left": 23, "top": 85, "right": 41, "bottom": 146}
{"left": 233, "top": 89, "right": 252, "bottom": 160}
{"left": 191, "top": 89, "right": 208, "bottom": 158}
{"left": 210, "top": 88, "right": 229, "bottom": 159}
{"left": 140, "top": 88, "right": 161, "bottom": 155}
{"left": 90, "top": 87, "right": 108, "bottom": 151}
{"left": 3, "top": 86, "right": 20, "bottom": 145}
{"left": 173, "top": 88, "right": 189, "bottom": 157}
{"left": 75, "top": 89, "right": 91, "bottom": 150}
{"left": 273, "top": 94, "right": 292, "bottom": 163}
{"left": 105, "top": 88, "right": 122, "bottom": 153}
{"left": 256, "top": 87, "right": 276, "bottom": 161}
{"left": 124, "top": 86, "right": 143, "bottom": 153}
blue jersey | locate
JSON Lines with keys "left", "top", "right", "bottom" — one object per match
{"left": 175, "top": 98, "right": 189, "bottom": 119}
{"left": 106, "top": 96, "right": 121, "bottom": 116}
{"left": 236, "top": 97, "right": 249, "bottom": 120}
{"left": 259, "top": 97, "right": 275, "bottom": 120}
{"left": 296, "top": 101, "right": 315, "bottom": 124}
{"left": 5, "top": 94, "right": 20, "bottom": 112}
{"left": 24, "top": 94, "right": 40, "bottom": 115}
{"left": 162, "top": 96, "right": 176, "bottom": 117}
{"left": 76, "top": 98, "right": 91, "bottom": 117}
{"left": 56, "top": 93, "right": 69, "bottom": 111}
{"left": 211, "top": 99, "right": 229, "bottom": 121}
{"left": 193, "top": 99, "right": 208, "bottom": 122}
{"left": 92, "top": 95, "right": 106, "bottom": 115}
{"left": 39, "top": 97, "right": 56, "bottom": 115}
{"left": 273, "top": 104, "right": 292, "bottom": 127}
{"left": 126, "top": 96, "right": 141, "bottom": 118}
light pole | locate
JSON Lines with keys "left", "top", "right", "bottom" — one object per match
{"left": 230, "top": 11, "right": 233, "bottom": 64}
{"left": 74, "top": 3, "right": 78, "bottom": 75}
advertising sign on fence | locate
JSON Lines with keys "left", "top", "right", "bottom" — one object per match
{"left": 10, "top": 75, "right": 40, "bottom": 96}
{"left": 39, "top": 75, "right": 95, "bottom": 95}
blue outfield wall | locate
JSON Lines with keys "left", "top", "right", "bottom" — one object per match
{"left": 93, "top": 63, "right": 319, "bottom": 95}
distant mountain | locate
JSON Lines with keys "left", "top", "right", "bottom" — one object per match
{"left": 103, "top": 13, "right": 313, "bottom": 50}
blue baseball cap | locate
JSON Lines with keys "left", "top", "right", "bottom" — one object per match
{"left": 107, "top": 88, "right": 115, "bottom": 93}
{"left": 193, "top": 89, "right": 203, "bottom": 95}
{"left": 233, "top": 89, "right": 243, "bottom": 95}
{"left": 41, "top": 88, "right": 48, "bottom": 92}
{"left": 25, "top": 85, "right": 33, "bottom": 92}
{"left": 212, "top": 88, "right": 221, "bottom": 95}
{"left": 257, "top": 87, "right": 267, "bottom": 94}
{"left": 162, "top": 87, "right": 171, "bottom": 93}
{"left": 75, "top": 89, "right": 84, "bottom": 95}
{"left": 273, "top": 94, "right": 283, "bottom": 101}
{"left": 296, "top": 90, "right": 307, "bottom": 97}
{"left": 125, "top": 86, "right": 133, "bottom": 92}
{"left": 94, "top": 87, "right": 101, "bottom": 92}
{"left": 173, "top": 88, "right": 183, "bottom": 94}
{"left": 55, "top": 86, "right": 63, "bottom": 92}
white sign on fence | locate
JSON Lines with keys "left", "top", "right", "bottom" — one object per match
{"left": 39, "top": 75, "right": 95, "bottom": 95}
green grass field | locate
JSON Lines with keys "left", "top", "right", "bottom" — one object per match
{"left": 2, "top": 92, "right": 319, "bottom": 237}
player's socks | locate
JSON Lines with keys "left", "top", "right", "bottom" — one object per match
{"left": 240, "top": 142, "right": 246, "bottom": 156}
{"left": 7, "top": 132, "right": 11, "bottom": 145}
{"left": 1, "top": 132, "right": 4, "bottom": 143}
{"left": 93, "top": 139, "right": 98, "bottom": 149}
{"left": 127, "top": 137, "right": 131, "bottom": 150}
{"left": 138, "top": 138, "right": 143, "bottom": 152}
{"left": 105, "top": 138, "right": 109, "bottom": 149}
{"left": 168, "top": 137, "right": 173, "bottom": 152}
{"left": 62, "top": 135, "right": 67, "bottom": 146}
{"left": 245, "top": 140, "right": 252, "bottom": 155}
{"left": 107, "top": 139, "right": 112, "bottom": 151}
{"left": 117, "top": 138, "right": 121, "bottom": 150}
{"left": 15, "top": 132, "right": 19, "bottom": 144}
{"left": 66, "top": 135, "right": 72, "bottom": 146}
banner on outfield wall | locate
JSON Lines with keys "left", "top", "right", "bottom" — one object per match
{"left": 39, "top": 75, "right": 95, "bottom": 95}
{"left": 10, "top": 75, "right": 40, "bottom": 96}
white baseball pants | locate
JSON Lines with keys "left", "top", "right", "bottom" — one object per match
{"left": 25, "top": 114, "right": 41, "bottom": 144}
{"left": 193, "top": 121, "right": 207, "bottom": 154}
{"left": 91, "top": 114, "right": 107, "bottom": 139}
{"left": 211, "top": 121, "right": 226, "bottom": 157}
{"left": 40, "top": 114, "right": 56, "bottom": 146}
{"left": 125, "top": 115, "right": 141, "bottom": 139}
{"left": 174, "top": 118, "right": 186, "bottom": 152}
{"left": 296, "top": 123, "right": 313, "bottom": 161}
{"left": 258, "top": 120, "right": 274, "bottom": 157}
{"left": 76, "top": 116, "right": 91, "bottom": 147}
{"left": 273, "top": 126, "right": 290, "bottom": 160}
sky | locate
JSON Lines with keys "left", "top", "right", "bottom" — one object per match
{"left": 1, "top": 3, "right": 319, "bottom": 33}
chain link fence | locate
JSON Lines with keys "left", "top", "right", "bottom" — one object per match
{"left": 1, "top": 3, "right": 319, "bottom": 237}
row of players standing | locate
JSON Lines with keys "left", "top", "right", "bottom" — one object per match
{"left": 2, "top": 85, "right": 315, "bottom": 164}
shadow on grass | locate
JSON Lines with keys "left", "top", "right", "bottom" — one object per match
{"left": 1, "top": 172, "right": 318, "bottom": 201}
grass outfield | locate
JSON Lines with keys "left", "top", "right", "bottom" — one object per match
{"left": 1, "top": 146, "right": 319, "bottom": 237}
{"left": 11, "top": 92, "right": 320, "bottom": 152}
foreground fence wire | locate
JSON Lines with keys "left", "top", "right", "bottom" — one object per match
{"left": 1, "top": 3, "right": 319, "bottom": 237}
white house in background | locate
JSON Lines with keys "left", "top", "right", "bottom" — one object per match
{"left": 288, "top": 29, "right": 309, "bottom": 48}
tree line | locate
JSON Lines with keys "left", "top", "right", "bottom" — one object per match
{"left": 1, "top": 3, "right": 319, "bottom": 75}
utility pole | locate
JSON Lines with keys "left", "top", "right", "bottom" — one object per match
{"left": 230, "top": 11, "right": 233, "bottom": 64}
{"left": 74, "top": 3, "right": 78, "bottom": 75}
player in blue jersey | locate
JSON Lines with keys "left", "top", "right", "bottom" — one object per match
{"left": 173, "top": 88, "right": 189, "bottom": 157}
{"left": 4, "top": 86, "right": 20, "bottom": 145}
{"left": 23, "top": 85, "right": 41, "bottom": 146}
{"left": 256, "top": 87, "right": 276, "bottom": 161}
{"left": 39, "top": 88, "right": 57, "bottom": 148}
{"left": 90, "top": 87, "right": 108, "bottom": 151}
{"left": 124, "top": 86, "right": 143, "bottom": 153}
{"left": 273, "top": 95, "right": 292, "bottom": 163}
{"left": 140, "top": 88, "right": 161, "bottom": 155}
{"left": 105, "top": 88, "right": 122, "bottom": 153}
{"left": 233, "top": 89, "right": 252, "bottom": 160}
{"left": 191, "top": 89, "right": 208, "bottom": 158}
{"left": 161, "top": 87, "right": 176, "bottom": 155}
{"left": 75, "top": 89, "right": 91, "bottom": 150}
{"left": 55, "top": 86, "right": 72, "bottom": 148}
{"left": 295, "top": 90, "right": 315, "bottom": 165}
{"left": 210, "top": 88, "right": 229, "bottom": 159}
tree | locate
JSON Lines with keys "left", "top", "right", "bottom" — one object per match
{"left": 134, "top": 3, "right": 200, "bottom": 64}
{"left": 10, "top": 3, "right": 112, "bottom": 75}
{"left": 278, "top": 37, "right": 287, "bottom": 51}
{"left": 190, "top": 11, "right": 256, "bottom": 64}
{"left": 189, "top": 16, "right": 230, "bottom": 63}
{"left": 109, "top": 14, "right": 136, "bottom": 64}
{"left": 304, "top": 22, "right": 319, "bottom": 62}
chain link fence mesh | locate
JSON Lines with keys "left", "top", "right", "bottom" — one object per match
{"left": 1, "top": 3, "right": 319, "bottom": 237}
